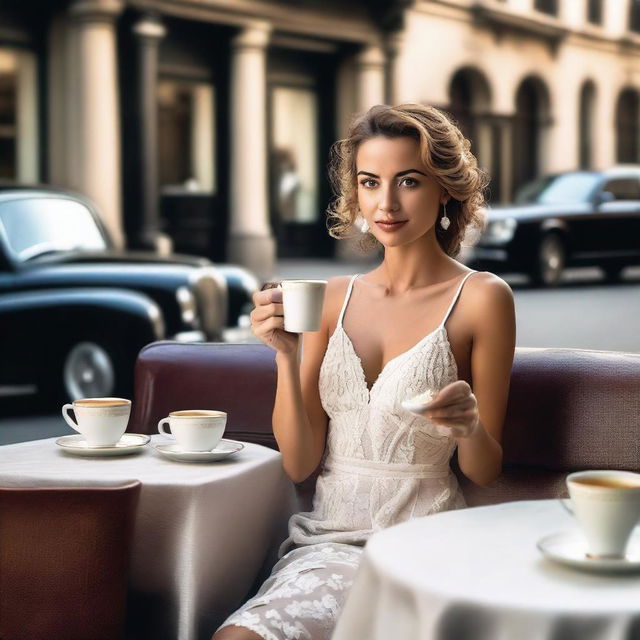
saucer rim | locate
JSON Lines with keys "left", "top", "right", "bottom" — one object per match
{"left": 55, "top": 433, "right": 150, "bottom": 450}
{"left": 154, "top": 438, "right": 245, "bottom": 455}
{"left": 152, "top": 439, "right": 244, "bottom": 461}
{"left": 537, "top": 530, "right": 640, "bottom": 572}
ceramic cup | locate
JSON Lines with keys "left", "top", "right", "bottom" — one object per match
{"left": 566, "top": 470, "right": 640, "bottom": 558}
{"left": 280, "top": 279, "right": 327, "bottom": 333}
{"left": 62, "top": 397, "right": 131, "bottom": 447}
{"left": 157, "top": 410, "right": 227, "bottom": 452}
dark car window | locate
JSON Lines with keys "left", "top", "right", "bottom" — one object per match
{"left": 515, "top": 172, "right": 600, "bottom": 205}
{"left": 0, "top": 197, "right": 107, "bottom": 261}
{"left": 601, "top": 178, "right": 640, "bottom": 201}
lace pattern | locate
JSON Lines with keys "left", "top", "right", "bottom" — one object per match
{"left": 218, "top": 543, "right": 362, "bottom": 640}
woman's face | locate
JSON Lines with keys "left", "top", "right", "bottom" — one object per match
{"left": 355, "top": 135, "right": 447, "bottom": 248}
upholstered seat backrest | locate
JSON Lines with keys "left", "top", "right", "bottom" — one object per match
{"left": 0, "top": 482, "right": 141, "bottom": 640}
{"left": 130, "top": 342, "right": 278, "bottom": 449}
{"left": 461, "top": 347, "right": 640, "bottom": 506}
{"left": 131, "top": 342, "right": 640, "bottom": 508}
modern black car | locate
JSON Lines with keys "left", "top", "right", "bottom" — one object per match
{"left": 0, "top": 186, "right": 260, "bottom": 404}
{"left": 466, "top": 167, "right": 640, "bottom": 286}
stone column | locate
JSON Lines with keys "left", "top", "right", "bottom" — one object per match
{"left": 385, "top": 32, "right": 404, "bottom": 105}
{"left": 356, "top": 44, "right": 386, "bottom": 113}
{"left": 132, "top": 14, "right": 166, "bottom": 250}
{"left": 228, "top": 22, "right": 275, "bottom": 279}
{"left": 16, "top": 51, "right": 39, "bottom": 183}
{"left": 69, "top": 0, "right": 124, "bottom": 247}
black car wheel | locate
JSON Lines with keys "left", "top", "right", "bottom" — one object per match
{"left": 63, "top": 341, "right": 117, "bottom": 400}
{"left": 533, "top": 233, "right": 566, "bottom": 287}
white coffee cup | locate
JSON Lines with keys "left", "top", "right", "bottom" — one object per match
{"left": 280, "top": 279, "right": 327, "bottom": 333}
{"left": 566, "top": 470, "right": 640, "bottom": 558}
{"left": 157, "top": 410, "right": 227, "bottom": 452}
{"left": 62, "top": 397, "right": 131, "bottom": 447}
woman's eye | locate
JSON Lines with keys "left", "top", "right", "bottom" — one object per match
{"left": 360, "top": 179, "right": 377, "bottom": 188}
{"left": 400, "top": 177, "right": 418, "bottom": 187}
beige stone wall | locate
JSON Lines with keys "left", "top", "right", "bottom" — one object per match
{"left": 394, "top": 0, "right": 640, "bottom": 189}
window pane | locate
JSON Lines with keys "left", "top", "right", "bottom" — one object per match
{"left": 0, "top": 197, "right": 107, "bottom": 260}
{"left": 271, "top": 87, "right": 318, "bottom": 223}
{"left": 604, "top": 179, "right": 640, "bottom": 200}
{"left": 158, "top": 79, "right": 215, "bottom": 193}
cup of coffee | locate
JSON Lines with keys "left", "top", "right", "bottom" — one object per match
{"left": 566, "top": 470, "right": 640, "bottom": 558}
{"left": 62, "top": 397, "right": 131, "bottom": 447}
{"left": 157, "top": 410, "right": 227, "bottom": 452}
{"left": 280, "top": 279, "right": 327, "bottom": 333}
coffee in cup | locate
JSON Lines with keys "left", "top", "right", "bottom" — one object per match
{"left": 280, "top": 279, "right": 327, "bottom": 333}
{"left": 566, "top": 470, "right": 640, "bottom": 558}
{"left": 157, "top": 410, "right": 227, "bottom": 452}
{"left": 62, "top": 397, "right": 131, "bottom": 447}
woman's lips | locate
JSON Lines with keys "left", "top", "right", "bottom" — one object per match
{"left": 375, "top": 220, "right": 408, "bottom": 232}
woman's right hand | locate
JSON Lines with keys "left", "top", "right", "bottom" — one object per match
{"left": 250, "top": 286, "right": 300, "bottom": 356}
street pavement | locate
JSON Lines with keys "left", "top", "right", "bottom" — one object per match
{"left": 1, "top": 260, "right": 639, "bottom": 445}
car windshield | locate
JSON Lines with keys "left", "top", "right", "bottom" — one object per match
{"left": 0, "top": 197, "right": 108, "bottom": 261}
{"left": 515, "top": 173, "right": 600, "bottom": 205}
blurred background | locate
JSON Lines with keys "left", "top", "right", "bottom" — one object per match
{"left": 1, "top": 0, "right": 640, "bottom": 437}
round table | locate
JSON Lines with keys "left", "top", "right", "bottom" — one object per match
{"left": 332, "top": 500, "right": 640, "bottom": 640}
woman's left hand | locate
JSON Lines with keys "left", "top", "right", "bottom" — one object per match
{"left": 419, "top": 380, "right": 479, "bottom": 438}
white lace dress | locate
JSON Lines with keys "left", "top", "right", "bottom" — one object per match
{"left": 218, "top": 271, "right": 477, "bottom": 640}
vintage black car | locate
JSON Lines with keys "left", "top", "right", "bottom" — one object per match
{"left": 466, "top": 167, "right": 640, "bottom": 286}
{"left": 0, "top": 187, "right": 260, "bottom": 404}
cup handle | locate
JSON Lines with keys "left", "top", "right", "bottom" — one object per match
{"left": 62, "top": 403, "right": 80, "bottom": 434}
{"left": 158, "top": 418, "right": 173, "bottom": 438}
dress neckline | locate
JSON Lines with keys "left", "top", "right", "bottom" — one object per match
{"left": 335, "top": 323, "right": 452, "bottom": 395}
{"left": 334, "top": 270, "right": 477, "bottom": 394}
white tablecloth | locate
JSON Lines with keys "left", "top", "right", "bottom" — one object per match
{"left": 0, "top": 435, "right": 298, "bottom": 640}
{"left": 333, "top": 500, "right": 640, "bottom": 640}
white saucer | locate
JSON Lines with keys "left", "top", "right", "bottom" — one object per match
{"left": 537, "top": 531, "right": 640, "bottom": 573}
{"left": 401, "top": 399, "right": 430, "bottom": 415}
{"left": 56, "top": 433, "right": 150, "bottom": 457}
{"left": 153, "top": 439, "right": 245, "bottom": 463}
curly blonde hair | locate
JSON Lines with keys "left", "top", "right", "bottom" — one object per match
{"left": 326, "top": 103, "right": 489, "bottom": 257}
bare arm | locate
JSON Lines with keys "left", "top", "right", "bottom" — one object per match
{"left": 456, "top": 275, "right": 516, "bottom": 485}
{"left": 251, "top": 278, "right": 347, "bottom": 483}
{"left": 421, "top": 274, "right": 516, "bottom": 486}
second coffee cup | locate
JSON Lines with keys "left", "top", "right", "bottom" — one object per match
{"left": 157, "top": 410, "right": 227, "bottom": 452}
{"left": 566, "top": 469, "right": 640, "bottom": 558}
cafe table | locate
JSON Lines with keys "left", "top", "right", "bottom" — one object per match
{"left": 0, "top": 434, "right": 298, "bottom": 640}
{"left": 332, "top": 500, "right": 640, "bottom": 640}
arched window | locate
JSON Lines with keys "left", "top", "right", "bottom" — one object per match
{"left": 615, "top": 89, "right": 639, "bottom": 162}
{"left": 587, "top": 0, "right": 603, "bottom": 25}
{"left": 534, "top": 0, "right": 558, "bottom": 16}
{"left": 630, "top": 0, "right": 640, "bottom": 32}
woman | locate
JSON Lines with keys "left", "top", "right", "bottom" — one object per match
{"left": 214, "top": 104, "right": 516, "bottom": 640}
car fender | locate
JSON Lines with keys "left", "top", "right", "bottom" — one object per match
{"left": 0, "top": 287, "right": 165, "bottom": 344}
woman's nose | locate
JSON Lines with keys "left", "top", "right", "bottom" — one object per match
{"left": 378, "top": 186, "right": 398, "bottom": 212}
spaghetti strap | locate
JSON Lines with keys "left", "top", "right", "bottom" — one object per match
{"left": 337, "top": 274, "right": 360, "bottom": 328}
{"left": 438, "top": 270, "right": 479, "bottom": 329}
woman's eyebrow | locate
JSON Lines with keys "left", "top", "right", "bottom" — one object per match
{"left": 356, "top": 169, "right": 427, "bottom": 178}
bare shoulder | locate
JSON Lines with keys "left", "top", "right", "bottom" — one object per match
{"left": 465, "top": 271, "right": 513, "bottom": 302}
{"left": 464, "top": 271, "right": 515, "bottom": 329}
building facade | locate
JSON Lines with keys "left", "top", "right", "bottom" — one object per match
{"left": 1, "top": 0, "right": 640, "bottom": 277}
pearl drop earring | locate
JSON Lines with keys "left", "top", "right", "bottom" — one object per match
{"left": 440, "top": 202, "right": 450, "bottom": 231}
{"left": 359, "top": 217, "right": 370, "bottom": 233}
